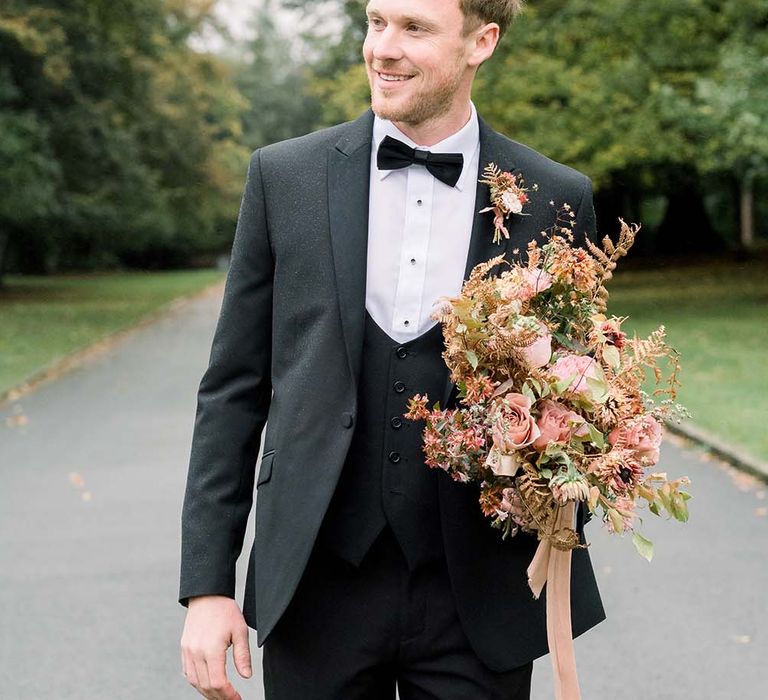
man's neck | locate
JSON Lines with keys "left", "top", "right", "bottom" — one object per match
{"left": 392, "top": 100, "right": 473, "bottom": 148}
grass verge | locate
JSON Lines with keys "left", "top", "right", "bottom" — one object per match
{"left": 0, "top": 269, "right": 225, "bottom": 396}
{"left": 608, "top": 257, "right": 768, "bottom": 462}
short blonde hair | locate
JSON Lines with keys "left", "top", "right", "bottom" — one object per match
{"left": 460, "top": 0, "right": 524, "bottom": 38}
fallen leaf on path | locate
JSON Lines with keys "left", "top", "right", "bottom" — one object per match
{"left": 755, "top": 507, "right": 767, "bottom": 518}
{"left": 5, "top": 413, "right": 28, "bottom": 428}
{"left": 68, "top": 472, "right": 85, "bottom": 488}
{"left": 81, "top": 491, "right": 92, "bottom": 502}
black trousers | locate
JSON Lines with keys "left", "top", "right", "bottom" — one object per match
{"left": 262, "top": 524, "right": 533, "bottom": 699}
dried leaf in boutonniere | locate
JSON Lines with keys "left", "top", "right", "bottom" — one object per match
{"left": 479, "top": 163, "right": 538, "bottom": 244}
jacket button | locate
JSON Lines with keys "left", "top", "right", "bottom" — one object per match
{"left": 396, "top": 346, "right": 408, "bottom": 359}
{"left": 388, "top": 451, "right": 401, "bottom": 464}
{"left": 390, "top": 416, "right": 403, "bottom": 429}
{"left": 393, "top": 380, "right": 406, "bottom": 393}
{"left": 340, "top": 412, "right": 354, "bottom": 429}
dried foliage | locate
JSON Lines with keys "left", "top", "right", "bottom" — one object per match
{"left": 407, "top": 203, "right": 690, "bottom": 558}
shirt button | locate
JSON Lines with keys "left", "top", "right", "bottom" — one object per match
{"left": 417, "top": 199, "right": 423, "bottom": 206}
{"left": 388, "top": 451, "right": 401, "bottom": 464}
{"left": 403, "top": 320, "right": 410, "bottom": 327}
{"left": 396, "top": 346, "right": 408, "bottom": 359}
{"left": 393, "top": 380, "right": 406, "bottom": 393}
{"left": 410, "top": 258, "right": 416, "bottom": 265}
{"left": 391, "top": 416, "right": 403, "bottom": 429}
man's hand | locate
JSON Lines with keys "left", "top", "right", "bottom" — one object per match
{"left": 181, "top": 595, "right": 253, "bottom": 700}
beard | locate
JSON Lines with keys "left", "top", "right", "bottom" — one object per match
{"left": 368, "top": 59, "right": 465, "bottom": 127}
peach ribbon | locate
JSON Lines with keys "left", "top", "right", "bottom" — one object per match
{"left": 527, "top": 501, "right": 581, "bottom": 700}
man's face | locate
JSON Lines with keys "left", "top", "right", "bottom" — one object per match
{"left": 363, "top": 0, "right": 476, "bottom": 127}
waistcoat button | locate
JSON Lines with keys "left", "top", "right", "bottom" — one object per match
{"left": 388, "top": 451, "right": 401, "bottom": 464}
{"left": 340, "top": 412, "right": 354, "bottom": 429}
{"left": 393, "top": 380, "right": 406, "bottom": 393}
{"left": 396, "top": 346, "right": 408, "bottom": 359}
{"left": 390, "top": 416, "right": 403, "bottom": 429}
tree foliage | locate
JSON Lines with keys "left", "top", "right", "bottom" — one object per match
{"left": 0, "top": 0, "right": 249, "bottom": 281}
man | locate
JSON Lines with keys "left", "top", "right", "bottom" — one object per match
{"left": 180, "top": 1, "right": 605, "bottom": 698}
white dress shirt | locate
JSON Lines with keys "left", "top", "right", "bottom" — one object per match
{"left": 366, "top": 102, "right": 481, "bottom": 343}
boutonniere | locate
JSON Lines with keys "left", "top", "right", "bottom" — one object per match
{"left": 479, "top": 163, "right": 538, "bottom": 244}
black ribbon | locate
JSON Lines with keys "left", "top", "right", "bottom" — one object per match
{"left": 377, "top": 135, "right": 464, "bottom": 188}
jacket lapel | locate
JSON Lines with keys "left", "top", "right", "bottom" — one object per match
{"left": 327, "top": 110, "right": 375, "bottom": 389}
{"left": 440, "top": 116, "right": 521, "bottom": 406}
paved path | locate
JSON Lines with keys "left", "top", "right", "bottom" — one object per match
{"left": 1, "top": 288, "right": 766, "bottom": 699}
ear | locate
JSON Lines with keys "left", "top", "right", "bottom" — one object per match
{"left": 467, "top": 23, "right": 500, "bottom": 67}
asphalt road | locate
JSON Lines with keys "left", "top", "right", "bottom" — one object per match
{"left": 1, "top": 287, "right": 766, "bottom": 700}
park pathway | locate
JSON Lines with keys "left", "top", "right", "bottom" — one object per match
{"left": 1, "top": 287, "right": 766, "bottom": 700}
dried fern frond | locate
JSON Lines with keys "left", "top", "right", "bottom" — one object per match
{"left": 585, "top": 219, "right": 641, "bottom": 312}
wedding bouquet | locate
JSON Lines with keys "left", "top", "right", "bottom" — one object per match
{"left": 406, "top": 167, "right": 690, "bottom": 699}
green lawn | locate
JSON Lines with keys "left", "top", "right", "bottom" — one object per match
{"left": 607, "top": 257, "right": 768, "bottom": 462}
{"left": 0, "top": 270, "right": 224, "bottom": 396}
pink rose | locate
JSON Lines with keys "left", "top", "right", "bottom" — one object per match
{"left": 491, "top": 392, "right": 541, "bottom": 453}
{"left": 609, "top": 416, "right": 663, "bottom": 465}
{"left": 521, "top": 268, "right": 552, "bottom": 296}
{"left": 532, "top": 400, "right": 589, "bottom": 451}
{"left": 549, "top": 354, "right": 600, "bottom": 395}
{"left": 521, "top": 323, "right": 552, "bottom": 368}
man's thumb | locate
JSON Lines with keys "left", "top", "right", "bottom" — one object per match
{"left": 232, "top": 626, "right": 253, "bottom": 679}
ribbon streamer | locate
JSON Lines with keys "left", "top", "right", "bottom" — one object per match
{"left": 527, "top": 501, "right": 581, "bottom": 700}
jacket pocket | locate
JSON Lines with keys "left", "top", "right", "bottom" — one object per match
{"left": 256, "top": 449, "right": 275, "bottom": 488}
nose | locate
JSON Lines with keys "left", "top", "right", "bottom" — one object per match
{"left": 371, "top": 25, "right": 405, "bottom": 62}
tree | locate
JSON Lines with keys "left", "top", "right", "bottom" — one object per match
{"left": 0, "top": 0, "right": 250, "bottom": 282}
{"left": 234, "top": 0, "right": 323, "bottom": 150}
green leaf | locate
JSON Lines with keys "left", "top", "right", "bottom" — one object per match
{"left": 632, "top": 532, "right": 654, "bottom": 562}
{"left": 465, "top": 349, "right": 479, "bottom": 370}
{"left": 586, "top": 376, "right": 610, "bottom": 404}
{"left": 603, "top": 345, "right": 621, "bottom": 370}
{"left": 586, "top": 423, "right": 605, "bottom": 449}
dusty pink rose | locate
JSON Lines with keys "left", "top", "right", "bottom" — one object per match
{"left": 521, "top": 268, "right": 552, "bottom": 296}
{"left": 521, "top": 323, "right": 552, "bottom": 368}
{"left": 491, "top": 392, "right": 541, "bottom": 453}
{"left": 532, "top": 400, "right": 589, "bottom": 451}
{"left": 549, "top": 354, "right": 600, "bottom": 395}
{"left": 609, "top": 416, "right": 663, "bottom": 464}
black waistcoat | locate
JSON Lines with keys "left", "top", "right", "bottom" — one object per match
{"left": 317, "top": 312, "right": 448, "bottom": 570}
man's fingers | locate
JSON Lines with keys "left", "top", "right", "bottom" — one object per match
{"left": 232, "top": 625, "right": 253, "bottom": 679}
{"left": 182, "top": 648, "right": 199, "bottom": 687}
{"left": 204, "top": 649, "right": 242, "bottom": 700}
{"left": 192, "top": 653, "right": 212, "bottom": 697}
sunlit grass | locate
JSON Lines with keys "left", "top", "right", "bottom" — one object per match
{"left": 0, "top": 270, "right": 224, "bottom": 395}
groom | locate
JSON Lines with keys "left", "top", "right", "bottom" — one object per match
{"left": 180, "top": 1, "right": 605, "bottom": 698}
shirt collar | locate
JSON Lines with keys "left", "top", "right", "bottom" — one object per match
{"left": 372, "top": 101, "right": 480, "bottom": 192}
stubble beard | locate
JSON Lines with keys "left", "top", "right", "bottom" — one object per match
{"left": 369, "top": 61, "right": 465, "bottom": 128}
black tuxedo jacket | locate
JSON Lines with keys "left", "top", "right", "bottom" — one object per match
{"left": 180, "top": 109, "right": 605, "bottom": 671}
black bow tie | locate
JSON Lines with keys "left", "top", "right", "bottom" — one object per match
{"left": 377, "top": 135, "right": 464, "bottom": 188}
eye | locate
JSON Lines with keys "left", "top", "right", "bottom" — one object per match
{"left": 366, "top": 17, "right": 385, "bottom": 30}
{"left": 406, "top": 23, "right": 424, "bottom": 33}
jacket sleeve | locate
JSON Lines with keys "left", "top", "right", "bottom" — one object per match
{"left": 179, "top": 149, "right": 274, "bottom": 606}
{"left": 573, "top": 175, "right": 597, "bottom": 246}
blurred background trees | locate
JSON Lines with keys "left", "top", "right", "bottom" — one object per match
{"left": 1, "top": 0, "right": 766, "bottom": 285}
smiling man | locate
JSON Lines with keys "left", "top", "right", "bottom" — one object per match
{"left": 179, "top": 1, "right": 605, "bottom": 699}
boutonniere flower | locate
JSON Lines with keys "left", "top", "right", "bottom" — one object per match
{"left": 479, "top": 163, "right": 538, "bottom": 244}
